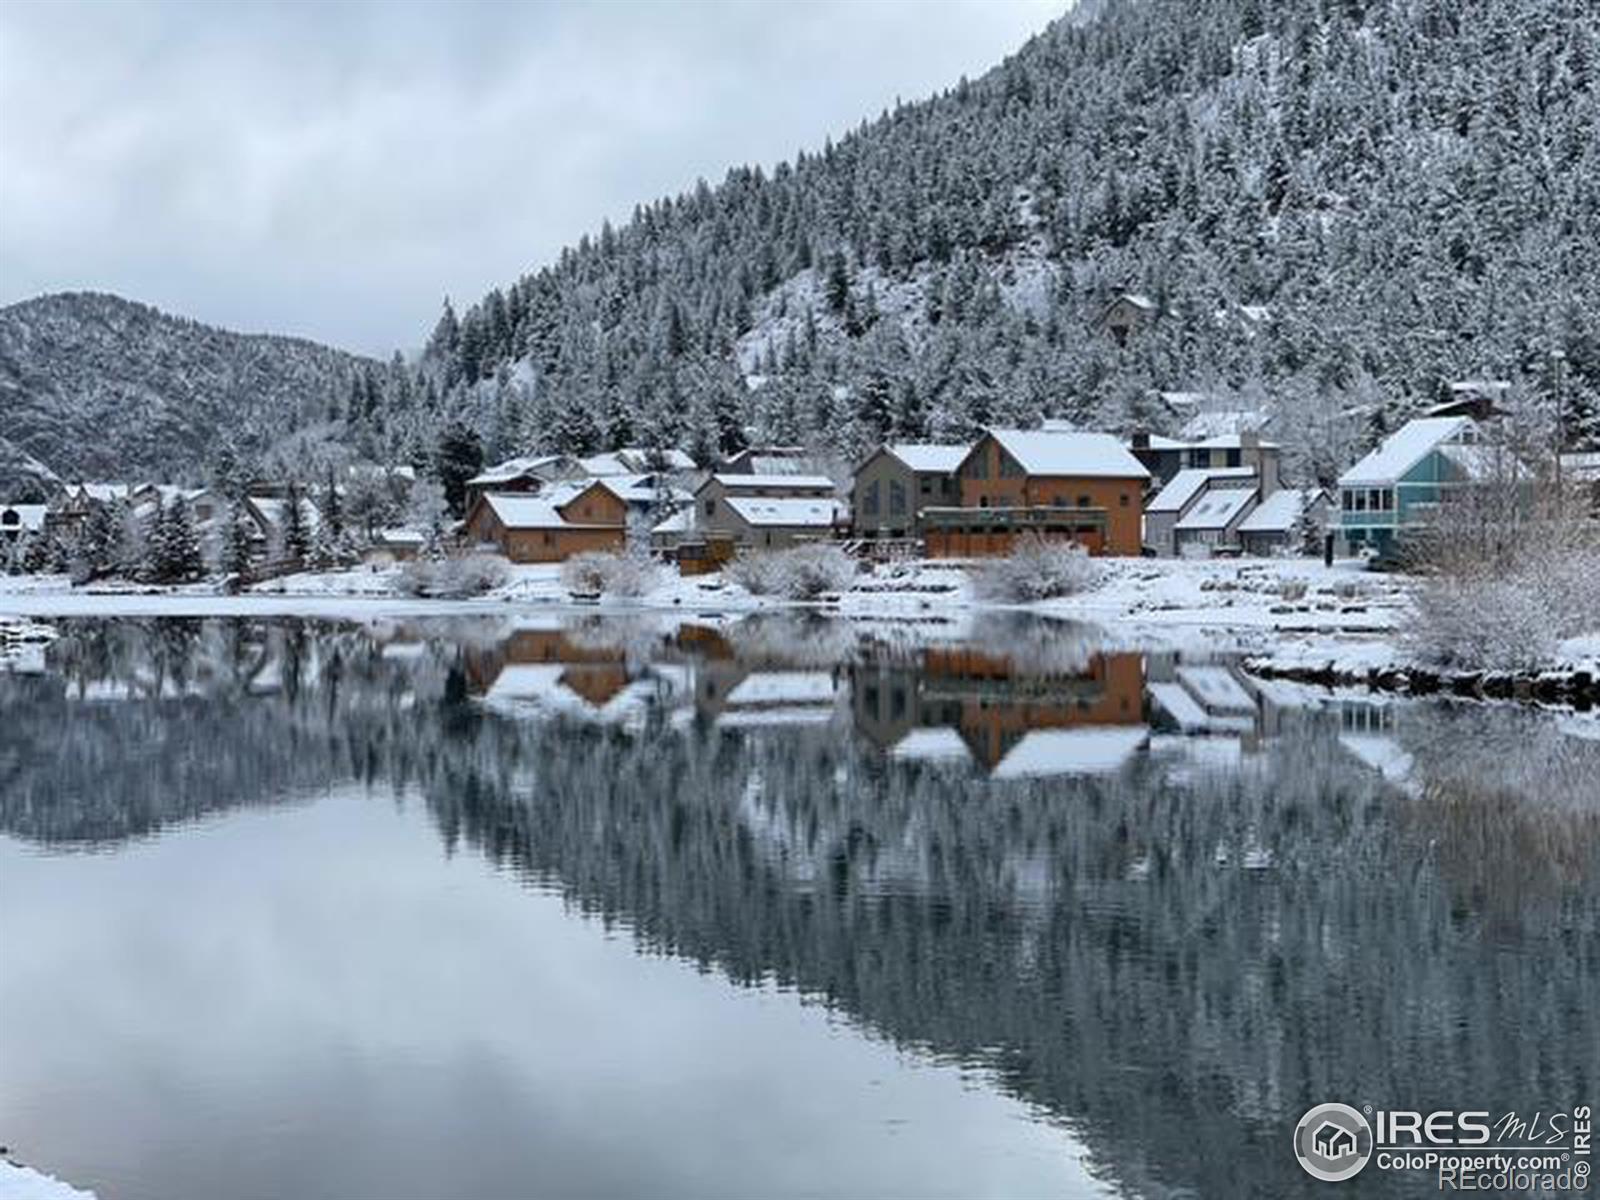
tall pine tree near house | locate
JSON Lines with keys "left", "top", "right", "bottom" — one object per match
{"left": 223, "top": 500, "right": 255, "bottom": 575}
{"left": 434, "top": 421, "right": 484, "bottom": 517}
{"left": 281, "top": 481, "right": 312, "bottom": 562}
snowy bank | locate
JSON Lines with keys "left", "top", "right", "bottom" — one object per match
{"left": 0, "top": 1162, "right": 98, "bottom": 1200}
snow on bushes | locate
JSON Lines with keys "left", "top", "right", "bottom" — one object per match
{"left": 725, "top": 543, "right": 857, "bottom": 600}
{"left": 559, "top": 550, "right": 660, "bottom": 598}
{"left": 1406, "top": 538, "right": 1600, "bottom": 673}
{"left": 969, "top": 535, "right": 1102, "bottom": 603}
{"left": 397, "top": 553, "right": 509, "bottom": 598}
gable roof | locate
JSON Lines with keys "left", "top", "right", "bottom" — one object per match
{"left": 467, "top": 454, "right": 574, "bottom": 487}
{"left": 1174, "top": 485, "right": 1257, "bottom": 531}
{"left": 1146, "top": 467, "right": 1257, "bottom": 514}
{"left": 480, "top": 494, "right": 590, "bottom": 530}
{"left": 983, "top": 429, "right": 1150, "bottom": 479}
{"left": 1238, "top": 488, "right": 1317, "bottom": 534}
{"left": 707, "top": 473, "right": 835, "bottom": 492}
{"left": 883, "top": 443, "right": 969, "bottom": 474}
{"left": 990, "top": 727, "right": 1149, "bottom": 779}
{"left": 1338, "top": 417, "right": 1472, "bottom": 487}
{"left": 723, "top": 496, "right": 842, "bottom": 528}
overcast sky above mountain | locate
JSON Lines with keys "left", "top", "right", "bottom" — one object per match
{"left": 0, "top": 0, "right": 1064, "bottom": 356}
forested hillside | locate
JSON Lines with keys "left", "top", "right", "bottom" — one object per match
{"left": 420, "top": 0, "right": 1600, "bottom": 486}
{"left": 0, "top": 292, "right": 383, "bottom": 488}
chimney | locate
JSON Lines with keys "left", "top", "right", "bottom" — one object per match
{"left": 1132, "top": 431, "right": 1150, "bottom": 450}
{"left": 1240, "top": 430, "right": 1260, "bottom": 452}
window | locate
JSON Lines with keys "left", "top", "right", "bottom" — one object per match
{"left": 999, "top": 451, "right": 1024, "bottom": 479}
{"left": 1119, "top": 493, "right": 1130, "bottom": 507}
{"left": 964, "top": 450, "right": 989, "bottom": 480}
{"left": 920, "top": 477, "right": 933, "bottom": 495}
{"left": 863, "top": 480, "right": 880, "bottom": 517}
{"left": 1225, "top": 448, "right": 1241, "bottom": 467}
{"left": 979, "top": 495, "right": 990, "bottom": 508}
{"left": 1343, "top": 490, "right": 1355, "bottom": 512}
{"left": 1, "top": 511, "right": 15, "bottom": 527}
{"left": 1354, "top": 491, "right": 1367, "bottom": 512}
{"left": 1077, "top": 495, "right": 1091, "bottom": 508}
{"left": 888, "top": 480, "right": 906, "bottom": 516}
{"left": 703, "top": 499, "right": 715, "bottom": 518}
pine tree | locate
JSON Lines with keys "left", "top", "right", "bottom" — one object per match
{"left": 281, "top": 482, "right": 312, "bottom": 561}
{"left": 224, "top": 501, "right": 256, "bottom": 575}
{"left": 434, "top": 421, "right": 484, "bottom": 517}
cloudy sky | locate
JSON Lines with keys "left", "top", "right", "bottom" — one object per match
{"left": 0, "top": 0, "right": 1064, "bottom": 356}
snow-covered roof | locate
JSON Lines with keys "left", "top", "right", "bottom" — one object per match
{"left": 651, "top": 508, "right": 694, "bottom": 535}
{"left": 248, "top": 495, "right": 321, "bottom": 534}
{"left": 1176, "top": 666, "right": 1257, "bottom": 712}
{"left": 1158, "top": 391, "right": 1212, "bottom": 410}
{"left": 990, "top": 726, "right": 1149, "bottom": 779}
{"left": 1179, "top": 410, "right": 1271, "bottom": 440}
{"left": 1448, "top": 379, "right": 1510, "bottom": 395}
{"left": 724, "top": 497, "right": 842, "bottom": 528}
{"left": 884, "top": 443, "right": 969, "bottom": 473}
{"left": 1174, "top": 485, "right": 1257, "bottom": 531}
{"left": 596, "top": 475, "right": 693, "bottom": 505}
{"left": 985, "top": 430, "right": 1150, "bottom": 479}
{"left": 1135, "top": 433, "right": 1193, "bottom": 451}
{"left": 1238, "top": 488, "right": 1312, "bottom": 534}
{"left": 1338, "top": 417, "right": 1472, "bottom": 487}
{"left": 710, "top": 473, "right": 835, "bottom": 492}
{"left": 467, "top": 454, "right": 568, "bottom": 486}
{"left": 481, "top": 495, "right": 578, "bottom": 529}
{"left": 1146, "top": 467, "right": 1256, "bottom": 514}
{"left": 376, "top": 527, "right": 427, "bottom": 545}
{"left": 76, "top": 482, "right": 132, "bottom": 503}
{"left": 725, "top": 672, "right": 837, "bottom": 706}
{"left": 0, "top": 503, "right": 47, "bottom": 532}
{"left": 889, "top": 727, "right": 971, "bottom": 763}
{"left": 1148, "top": 682, "right": 1212, "bottom": 731}
{"left": 1559, "top": 451, "right": 1600, "bottom": 480}
{"left": 1118, "top": 293, "right": 1155, "bottom": 311}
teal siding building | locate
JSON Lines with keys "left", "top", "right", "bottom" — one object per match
{"left": 1336, "top": 417, "right": 1492, "bottom": 558}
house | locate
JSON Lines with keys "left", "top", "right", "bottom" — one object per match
{"left": 244, "top": 494, "right": 322, "bottom": 558}
{"left": 1127, "top": 433, "right": 1196, "bottom": 488}
{"left": 463, "top": 454, "right": 584, "bottom": 511}
{"left": 47, "top": 482, "right": 133, "bottom": 536}
{"left": 0, "top": 503, "right": 47, "bottom": 543}
{"left": 695, "top": 473, "right": 835, "bottom": 542}
{"left": 1173, "top": 482, "right": 1259, "bottom": 556}
{"left": 719, "top": 496, "right": 844, "bottom": 550}
{"left": 592, "top": 474, "right": 694, "bottom": 523}
{"left": 1179, "top": 433, "right": 1282, "bottom": 491}
{"left": 1237, "top": 488, "right": 1330, "bottom": 556}
{"left": 463, "top": 488, "right": 626, "bottom": 563}
{"left": 925, "top": 429, "right": 1150, "bottom": 557}
{"left": 364, "top": 528, "right": 427, "bottom": 564}
{"left": 578, "top": 446, "right": 697, "bottom": 477}
{"left": 1336, "top": 416, "right": 1507, "bottom": 560}
{"left": 1143, "top": 467, "right": 1257, "bottom": 557}
{"left": 851, "top": 443, "right": 967, "bottom": 539}
{"left": 1093, "top": 292, "right": 1156, "bottom": 347}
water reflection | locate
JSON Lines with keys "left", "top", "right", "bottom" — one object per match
{"left": 3, "top": 614, "right": 1599, "bottom": 1199}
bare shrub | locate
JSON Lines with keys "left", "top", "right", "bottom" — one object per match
{"left": 1277, "top": 579, "right": 1309, "bottom": 602}
{"left": 725, "top": 543, "right": 857, "bottom": 599}
{"left": 560, "top": 550, "right": 661, "bottom": 598}
{"left": 969, "top": 535, "right": 1103, "bottom": 603}
{"left": 398, "top": 553, "right": 509, "bottom": 598}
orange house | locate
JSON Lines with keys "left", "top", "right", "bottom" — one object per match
{"left": 464, "top": 481, "right": 626, "bottom": 563}
{"left": 926, "top": 429, "right": 1150, "bottom": 557}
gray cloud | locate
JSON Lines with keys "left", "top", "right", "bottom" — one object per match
{"left": 0, "top": 0, "right": 1064, "bottom": 355}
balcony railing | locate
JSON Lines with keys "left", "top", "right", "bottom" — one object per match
{"left": 921, "top": 505, "right": 1108, "bottom": 533}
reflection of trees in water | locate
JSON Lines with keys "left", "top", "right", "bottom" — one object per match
{"left": 7, "top": 618, "right": 1599, "bottom": 1199}
{"left": 426, "top": 706, "right": 1600, "bottom": 1200}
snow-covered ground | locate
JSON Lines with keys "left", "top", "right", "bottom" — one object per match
{"left": 0, "top": 1162, "right": 97, "bottom": 1200}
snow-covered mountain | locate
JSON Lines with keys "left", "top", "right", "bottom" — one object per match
{"left": 0, "top": 292, "right": 379, "bottom": 487}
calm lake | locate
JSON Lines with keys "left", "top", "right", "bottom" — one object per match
{"left": 2, "top": 614, "right": 1597, "bottom": 1199}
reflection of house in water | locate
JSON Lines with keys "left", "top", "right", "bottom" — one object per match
{"left": 695, "top": 664, "right": 841, "bottom": 728}
{"left": 854, "top": 648, "right": 1148, "bottom": 776}
{"left": 466, "top": 623, "right": 680, "bottom": 723}
{"left": 1335, "top": 699, "right": 1416, "bottom": 790}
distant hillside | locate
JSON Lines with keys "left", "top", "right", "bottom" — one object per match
{"left": 0, "top": 292, "right": 382, "bottom": 486}
{"left": 418, "top": 0, "right": 1600, "bottom": 485}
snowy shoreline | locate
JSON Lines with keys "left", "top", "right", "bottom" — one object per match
{"left": 10, "top": 557, "right": 1596, "bottom": 705}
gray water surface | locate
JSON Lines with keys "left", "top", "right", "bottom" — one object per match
{"left": 2, "top": 614, "right": 1596, "bottom": 1199}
